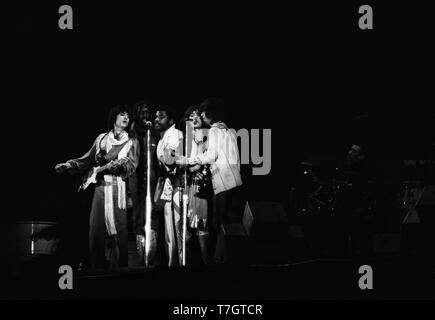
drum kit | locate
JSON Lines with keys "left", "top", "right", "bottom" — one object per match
{"left": 295, "top": 160, "right": 363, "bottom": 216}
{"left": 297, "top": 158, "right": 430, "bottom": 222}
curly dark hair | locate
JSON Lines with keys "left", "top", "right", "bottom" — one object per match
{"left": 106, "top": 104, "right": 132, "bottom": 132}
{"left": 179, "top": 104, "right": 200, "bottom": 129}
{"left": 184, "top": 104, "right": 200, "bottom": 119}
{"left": 199, "top": 97, "right": 226, "bottom": 124}
{"left": 156, "top": 105, "right": 178, "bottom": 127}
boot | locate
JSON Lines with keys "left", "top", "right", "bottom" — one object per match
{"left": 106, "top": 236, "right": 120, "bottom": 270}
{"left": 198, "top": 232, "right": 211, "bottom": 265}
{"left": 146, "top": 229, "right": 158, "bottom": 267}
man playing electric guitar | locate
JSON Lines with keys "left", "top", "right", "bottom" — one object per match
{"left": 55, "top": 105, "right": 139, "bottom": 270}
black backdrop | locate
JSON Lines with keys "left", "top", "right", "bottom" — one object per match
{"left": 4, "top": 2, "right": 435, "bottom": 222}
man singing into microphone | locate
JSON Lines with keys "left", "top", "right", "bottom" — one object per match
{"left": 154, "top": 105, "right": 183, "bottom": 266}
{"left": 128, "top": 101, "right": 160, "bottom": 266}
{"left": 176, "top": 105, "right": 212, "bottom": 265}
{"left": 177, "top": 98, "right": 242, "bottom": 262}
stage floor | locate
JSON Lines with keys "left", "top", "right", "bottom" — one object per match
{"left": 2, "top": 253, "right": 434, "bottom": 300}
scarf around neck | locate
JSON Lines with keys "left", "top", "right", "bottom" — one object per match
{"left": 97, "top": 130, "right": 132, "bottom": 236}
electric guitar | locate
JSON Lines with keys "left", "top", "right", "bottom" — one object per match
{"left": 78, "top": 160, "right": 120, "bottom": 191}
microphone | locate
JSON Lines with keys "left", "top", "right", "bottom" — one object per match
{"left": 145, "top": 121, "right": 153, "bottom": 127}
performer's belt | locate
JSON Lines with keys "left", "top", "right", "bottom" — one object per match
{"left": 95, "top": 178, "right": 121, "bottom": 187}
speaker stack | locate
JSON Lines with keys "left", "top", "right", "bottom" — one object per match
{"left": 402, "top": 185, "right": 435, "bottom": 255}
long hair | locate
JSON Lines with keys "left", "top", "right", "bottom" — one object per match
{"left": 179, "top": 104, "right": 200, "bottom": 131}
{"left": 129, "top": 100, "right": 155, "bottom": 139}
{"left": 132, "top": 100, "right": 153, "bottom": 124}
{"left": 106, "top": 104, "right": 132, "bottom": 132}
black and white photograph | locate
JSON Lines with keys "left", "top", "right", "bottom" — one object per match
{"left": 1, "top": 2, "right": 434, "bottom": 306}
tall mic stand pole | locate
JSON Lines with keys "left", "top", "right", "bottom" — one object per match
{"left": 181, "top": 121, "right": 189, "bottom": 266}
{"left": 144, "top": 124, "right": 153, "bottom": 267}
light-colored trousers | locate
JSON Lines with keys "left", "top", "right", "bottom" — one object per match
{"left": 164, "top": 188, "right": 193, "bottom": 266}
{"left": 163, "top": 201, "right": 178, "bottom": 266}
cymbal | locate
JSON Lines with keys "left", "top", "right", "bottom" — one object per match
{"left": 300, "top": 161, "right": 313, "bottom": 167}
{"left": 402, "top": 180, "right": 423, "bottom": 188}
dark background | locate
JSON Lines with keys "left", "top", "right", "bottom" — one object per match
{"left": 4, "top": 2, "right": 434, "bottom": 223}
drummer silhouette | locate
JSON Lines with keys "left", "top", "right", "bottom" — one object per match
{"left": 339, "top": 142, "right": 375, "bottom": 257}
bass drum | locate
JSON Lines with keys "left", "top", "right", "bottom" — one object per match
{"left": 0, "top": 221, "right": 59, "bottom": 275}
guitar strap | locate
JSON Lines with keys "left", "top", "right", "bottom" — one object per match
{"left": 98, "top": 132, "right": 129, "bottom": 162}
{"left": 104, "top": 141, "right": 129, "bottom": 161}
{"left": 79, "top": 135, "right": 130, "bottom": 191}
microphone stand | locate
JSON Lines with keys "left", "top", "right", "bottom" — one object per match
{"left": 144, "top": 123, "right": 153, "bottom": 268}
{"left": 181, "top": 120, "right": 190, "bottom": 266}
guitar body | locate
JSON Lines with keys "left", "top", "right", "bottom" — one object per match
{"left": 78, "top": 160, "right": 116, "bottom": 191}
{"left": 81, "top": 167, "right": 99, "bottom": 190}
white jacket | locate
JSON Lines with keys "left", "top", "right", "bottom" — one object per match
{"left": 195, "top": 122, "right": 242, "bottom": 195}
